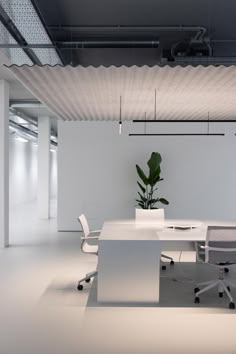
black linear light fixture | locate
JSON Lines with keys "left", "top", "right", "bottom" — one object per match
{"left": 129, "top": 97, "right": 225, "bottom": 136}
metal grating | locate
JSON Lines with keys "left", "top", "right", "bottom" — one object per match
{"left": 0, "top": 0, "right": 61, "bottom": 65}
{"left": 0, "top": 21, "right": 32, "bottom": 65}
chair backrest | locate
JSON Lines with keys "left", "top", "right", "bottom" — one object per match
{"left": 78, "top": 214, "right": 90, "bottom": 238}
{"left": 206, "top": 226, "right": 236, "bottom": 264}
{"left": 78, "top": 214, "right": 98, "bottom": 254}
{"left": 135, "top": 208, "right": 165, "bottom": 223}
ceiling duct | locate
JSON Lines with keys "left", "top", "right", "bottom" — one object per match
{"left": 173, "top": 56, "right": 236, "bottom": 65}
{"left": 171, "top": 40, "right": 212, "bottom": 58}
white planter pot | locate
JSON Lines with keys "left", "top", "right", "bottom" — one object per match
{"left": 135, "top": 208, "right": 165, "bottom": 222}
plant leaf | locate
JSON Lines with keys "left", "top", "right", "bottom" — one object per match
{"left": 136, "top": 199, "right": 144, "bottom": 206}
{"left": 147, "top": 152, "right": 162, "bottom": 172}
{"left": 147, "top": 198, "right": 159, "bottom": 207}
{"left": 148, "top": 153, "right": 162, "bottom": 183}
{"left": 137, "top": 202, "right": 145, "bottom": 209}
{"left": 149, "top": 169, "right": 162, "bottom": 186}
{"left": 138, "top": 192, "right": 147, "bottom": 202}
{"left": 159, "top": 198, "right": 169, "bottom": 205}
{"left": 137, "top": 181, "right": 146, "bottom": 194}
{"left": 136, "top": 164, "right": 149, "bottom": 185}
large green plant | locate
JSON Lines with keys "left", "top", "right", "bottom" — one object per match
{"left": 136, "top": 152, "right": 169, "bottom": 209}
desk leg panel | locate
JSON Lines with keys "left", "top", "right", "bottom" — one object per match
{"left": 97, "top": 240, "right": 161, "bottom": 304}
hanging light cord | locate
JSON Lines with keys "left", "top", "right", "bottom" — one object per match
{"left": 207, "top": 111, "right": 210, "bottom": 135}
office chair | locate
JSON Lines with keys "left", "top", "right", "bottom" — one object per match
{"left": 194, "top": 226, "right": 236, "bottom": 309}
{"left": 135, "top": 208, "right": 174, "bottom": 270}
{"left": 77, "top": 214, "right": 100, "bottom": 291}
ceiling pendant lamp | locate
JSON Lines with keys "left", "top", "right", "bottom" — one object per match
{"left": 119, "top": 96, "right": 122, "bottom": 135}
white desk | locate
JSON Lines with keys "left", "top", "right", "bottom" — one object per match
{"left": 97, "top": 219, "right": 207, "bottom": 304}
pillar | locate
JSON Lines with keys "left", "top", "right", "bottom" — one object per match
{"left": 0, "top": 80, "right": 9, "bottom": 247}
{"left": 38, "top": 116, "right": 51, "bottom": 218}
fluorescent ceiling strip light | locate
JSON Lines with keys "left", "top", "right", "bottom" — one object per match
{"left": 15, "top": 136, "right": 28, "bottom": 142}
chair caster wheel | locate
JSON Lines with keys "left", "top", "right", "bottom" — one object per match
{"left": 219, "top": 292, "right": 223, "bottom": 298}
{"left": 229, "top": 302, "right": 235, "bottom": 309}
{"left": 227, "top": 286, "right": 230, "bottom": 292}
{"left": 194, "top": 287, "right": 200, "bottom": 294}
{"left": 85, "top": 278, "right": 91, "bottom": 283}
{"left": 77, "top": 284, "right": 83, "bottom": 291}
{"left": 162, "top": 265, "right": 167, "bottom": 271}
{"left": 170, "top": 260, "right": 174, "bottom": 265}
{"left": 194, "top": 297, "right": 200, "bottom": 304}
{"left": 224, "top": 268, "right": 229, "bottom": 273}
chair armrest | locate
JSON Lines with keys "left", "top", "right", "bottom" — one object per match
{"left": 81, "top": 236, "right": 99, "bottom": 240}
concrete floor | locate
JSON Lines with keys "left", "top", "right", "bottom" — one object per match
{"left": 0, "top": 202, "right": 236, "bottom": 354}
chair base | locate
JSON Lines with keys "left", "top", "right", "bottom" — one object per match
{"left": 161, "top": 254, "right": 174, "bottom": 270}
{"left": 194, "top": 272, "right": 236, "bottom": 309}
{"left": 77, "top": 270, "right": 97, "bottom": 291}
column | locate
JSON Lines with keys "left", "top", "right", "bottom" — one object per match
{"left": 0, "top": 80, "right": 9, "bottom": 247}
{"left": 38, "top": 116, "right": 51, "bottom": 218}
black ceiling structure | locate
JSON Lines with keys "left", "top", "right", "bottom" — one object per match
{"left": 28, "top": 0, "right": 236, "bottom": 67}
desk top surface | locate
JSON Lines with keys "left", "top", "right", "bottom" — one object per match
{"left": 100, "top": 219, "right": 236, "bottom": 242}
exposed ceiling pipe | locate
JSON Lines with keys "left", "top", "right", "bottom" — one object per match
{"left": 0, "top": 41, "right": 159, "bottom": 49}
{"left": 47, "top": 24, "right": 207, "bottom": 39}
{"left": 173, "top": 56, "right": 236, "bottom": 65}
{"left": 59, "top": 40, "right": 159, "bottom": 48}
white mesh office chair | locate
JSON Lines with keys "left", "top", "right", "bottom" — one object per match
{"left": 194, "top": 226, "right": 236, "bottom": 309}
{"left": 135, "top": 208, "right": 174, "bottom": 270}
{"left": 77, "top": 214, "right": 101, "bottom": 291}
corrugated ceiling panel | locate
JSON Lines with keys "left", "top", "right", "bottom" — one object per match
{"left": 7, "top": 65, "right": 236, "bottom": 121}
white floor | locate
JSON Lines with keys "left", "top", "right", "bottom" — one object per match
{"left": 1, "top": 202, "right": 236, "bottom": 354}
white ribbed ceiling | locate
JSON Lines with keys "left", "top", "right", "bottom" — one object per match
{"left": 7, "top": 65, "right": 236, "bottom": 121}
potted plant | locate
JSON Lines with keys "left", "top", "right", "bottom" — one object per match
{"left": 136, "top": 152, "right": 169, "bottom": 209}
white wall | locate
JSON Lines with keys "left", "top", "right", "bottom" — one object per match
{"left": 50, "top": 150, "right": 57, "bottom": 199}
{"left": 58, "top": 121, "right": 236, "bottom": 231}
{"left": 9, "top": 135, "right": 38, "bottom": 208}
{"left": 9, "top": 134, "right": 57, "bottom": 209}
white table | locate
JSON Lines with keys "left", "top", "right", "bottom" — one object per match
{"left": 97, "top": 219, "right": 207, "bottom": 305}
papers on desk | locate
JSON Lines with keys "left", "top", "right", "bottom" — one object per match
{"left": 165, "top": 223, "right": 202, "bottom": 231}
